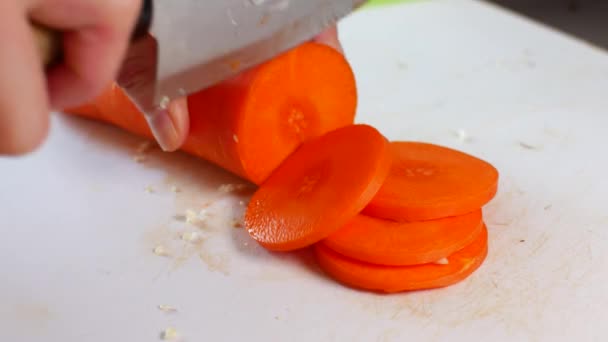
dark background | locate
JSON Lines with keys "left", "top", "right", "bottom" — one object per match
{"left": 488, "top": 0, "right": 608, "bottom": 49}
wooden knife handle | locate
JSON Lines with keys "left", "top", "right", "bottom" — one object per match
{"left": 33, "top": 0, "right": 153, "bottom": 68}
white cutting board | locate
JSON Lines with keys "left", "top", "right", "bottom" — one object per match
{"left": 1, "top": 1, "right": 607, "bottom": 341}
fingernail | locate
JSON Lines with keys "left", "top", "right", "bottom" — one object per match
{"left": 146, "top": 108, "right": 180, "bottom": 152}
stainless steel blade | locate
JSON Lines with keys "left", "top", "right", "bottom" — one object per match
{"left": 117, "top": 0, "right": 366, "bottom": 115}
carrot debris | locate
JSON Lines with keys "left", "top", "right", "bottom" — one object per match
{"left": 364, "top": 142, "right": 499, "bottom": 221}
{"left": 245, "top": 124, "right": 392, "bottom": 251}
{"left": 323, "top": 210, "right": 483, "bottom": 266}
{"left": 65, "top": 42, "right": 357, "bottom": 184}
{"left": 315, "top": 224, "right": 488, "bottom": 293}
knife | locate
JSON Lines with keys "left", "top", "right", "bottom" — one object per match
{"left": 35, "top": 0, "right": 366, "bottom": 117}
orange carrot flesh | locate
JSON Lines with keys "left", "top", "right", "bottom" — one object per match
{"left": 364, "top": 142, "right": 499, "bottom": 221}
{"left": 315, "top": 224, "right": 488, "bottom": 293}
{"left": 323, "top": 210, "right": 483, "bottom": 266}
{"left": 65, "top": 42, "right": 356, "bottom": 184}
{"left": 245, "top": 124, "right": 392, "bottom": 252}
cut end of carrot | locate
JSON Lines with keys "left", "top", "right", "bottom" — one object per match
{"left": 323, "top": 210, "right": 483, "bottom": 266}
{"left": 364, "top": 142, "right": 499, "bottom": 221}
{"left": 236, "top": 42, "right": 357, "bottom": 184}
{"left": 315, "top": 224, "right": 488, "bottom": 293}
{"left": 186, "top": 42, "right": 357, "bottom": 184}
{"left": 245, "top": 124, "right": 392, "bottom": 252}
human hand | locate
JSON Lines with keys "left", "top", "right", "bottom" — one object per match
{"left": 0, "top": 0, "right": 141, "bottom": 155}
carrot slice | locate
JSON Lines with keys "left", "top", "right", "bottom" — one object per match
{"left": 364, "top": 142, "right": 498, "bottom": 221}
{"left": 315, "top": 225, "right": 488, "bottom": 293}
{"left": 65, "top": 42, "right": 357, "bottom": 184}
{"left": 323, "top": 210, "right": 483, "bottom": 266}
{"left": 245, "top": 124, "right": 392, "bottom": 251}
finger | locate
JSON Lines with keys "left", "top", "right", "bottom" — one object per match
{"left": 149, "top": 97, "right": 190, "bottom": 152}
{"left": 0, "top": 1, "right": 49, "bottom": 155}
{"left": 29, "top": 0, "right": 141, "bottom": 109}
{"left": 313, "top": 26, "right": 343, "bottom": 54}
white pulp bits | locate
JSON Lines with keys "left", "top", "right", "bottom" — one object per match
{"left": 452, "top": 129, "right": 469, "bottom": 143}
{"left": 218, "top": 183, "right": 248, "bottom": 193}
{"left": 181, "top": 231, "right": 200, "bottom": 243}
{"left": 161, "top": 327, "right": 179, "bottom": 340}
{"left": 136, "top": 141, "right": 152, "bottom": 154}
{"left": 157, "top": 305, "right": 177, "bottom": 313}
{"left": 153, "top": 245, "right": 170, "bottom": 257}
{"left": 159, "top": 96, "right": 170, "bottom": 110}
{"left": 185, "top": 209, "right": 199, "bottom": 224}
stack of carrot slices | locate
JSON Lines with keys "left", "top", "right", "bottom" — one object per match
{"left": 246, "top": 128, "right": 498, "bottom": 293}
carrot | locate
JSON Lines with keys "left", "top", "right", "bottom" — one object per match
{"left": 245, "top": 124, "right": 392, "bottom": 251}
{"left": 323, "top": 210, "right": 483, "bottom": 266}
{"left": 66, "top": 42, "right": 357, "bottom": 184}
{"left": 364, "top": 142, "right": 498, "bottom": 221}
{"left": 315, "top": 224, "right": 488, "bottom": 293}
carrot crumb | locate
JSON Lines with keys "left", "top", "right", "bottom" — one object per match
{"left": 160, "top": 327, "right": 178, "bottom": 340}
{"left": 219, "top": 183, "right": 248, "bottom": 193}
{"left": 181, "top": 231, "right": 201, "bottom": 242}
{"left": 185, "top": 209, "right": 198, "bottom": 224}
{"left": 157, "top": 305, "right": 177, "bottom": 313}
{"left": 136, "top": 141, "right": 152, "bottom": 153}
{"left": 228, "top": 60, "right": 241, "bottom": 71}
{"left": 159, "top": 96, "right": 170, "bottom": 110}
{"left": 153, "top": 245, "right": 170, "bottom": 257}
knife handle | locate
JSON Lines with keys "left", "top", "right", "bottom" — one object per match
{"left": 34, "top": 0, "right": 153, "bottom": 68}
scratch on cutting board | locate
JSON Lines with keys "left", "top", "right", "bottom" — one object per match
{"left": 451, "top": 276, "right": 548, "bottom": 335}
{"left": 359, "top": 297, "right": 388, "bottom": 318}
{"left": 528, "top": 233, "right": 550, "bottom": 257}
{"left": 549, "top": 237, "right": 595, "bottom": 288}
{"left": 390, "top": 297, "right": 434, "bottom": 321}
{"left": 518, "top": 141, "right": 542, "bottom": 150}
{"left": 378, "top": 328, "right": 400, "bottom": 342}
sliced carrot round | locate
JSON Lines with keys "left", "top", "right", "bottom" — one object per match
{"left": 315, "top": 225, "right": 488, "bottom": 293}
{"left": 323, "top": 210, "right": 483, "bottom": 266}
{"left": 364, "top": 142, "right": 498, "bottom": 221}
{"left": 245, "top": 124, "right": 392, "bottom": 251}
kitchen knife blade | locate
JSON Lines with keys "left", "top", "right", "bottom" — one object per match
{"left": 119, "top": 0, "right": 367, "bottom": 116}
